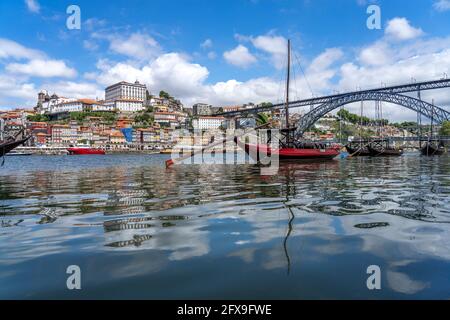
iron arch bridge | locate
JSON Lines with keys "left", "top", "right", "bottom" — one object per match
{"left": 295, "top": 91, "right": 450, "bottom": 137}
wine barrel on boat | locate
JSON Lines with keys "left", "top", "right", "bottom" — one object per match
{"left": 367, "top": 145, "right": 403, "bottom": 157}
{"left": 345, "top": 145, "right": 371, "bottom": 156}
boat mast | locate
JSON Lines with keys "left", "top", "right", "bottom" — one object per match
{"left": 285, "top": 39, "right": 291, "bottom": 142}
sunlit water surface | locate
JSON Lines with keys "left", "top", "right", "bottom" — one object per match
{"left": 0, "top": 153, "right": 449, "bottom": 299}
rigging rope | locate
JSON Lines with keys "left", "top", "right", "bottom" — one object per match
{"left": 294, "top": 52, "right": 314, "bottom": 97}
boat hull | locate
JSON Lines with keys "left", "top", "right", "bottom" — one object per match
{"left": 420, "top": 143, "right": 445, "bottom": 156}
{"left": 0, "top": 137, "right": 30, "bottom": 157}
{"left": 67, "top": 148, "right": 105, "bottom": 155}
{"left": 235, "top": 138, "right": 340, "bottom": 161}
{"left": 345, "top": 145, "right": 371, "bottom": 156}
{"left": 367, "top": 146, "right": 403, "bottom": 157}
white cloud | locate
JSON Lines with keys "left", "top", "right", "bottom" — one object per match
{"left": 6, "top": 59, "right": 77, "bottom": 78}
{"left": 358, "top": 41, "right": 392, "bottom": 66}
{"left": 433, "top": 0, "right": 450, "bottom": 11}
{"left": 0, "top": 38, "right": 44, "bottom": 60}
{"left": 39, "top": 81, "right": 103, "bottom": 100}
{"left": 309, "top": 48, "right": 343, "bottom": 72}
{"left": 251, "top": 34, "right": 287, "bottom": 69}
{"left": 25, "top": 0, "right": 40, "bottom": 13}
{"left": 106, "top": 32, "right": 162, "bottom": 61}
{"left": 200, "top": 39, "right": 213, "bottom": 49}
{"left": 0, "top": 75, "right": 36, "bottom": 103}
{"left": 223, "top": 45, "right": 257, "bottom": 68}
{"left": 89, "top": 53, "right": 210, "bottom": 101}
{"left": 385, "top": 18, "right": 424, "bottom": 41}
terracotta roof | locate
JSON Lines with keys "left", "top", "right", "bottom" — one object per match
{"left": 78, "top": 98, "right": 101, "bottom": 105}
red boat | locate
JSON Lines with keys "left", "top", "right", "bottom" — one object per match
{"left": 235, "top": 136, "right": 340, "bottom": 160}
{"left": 67, "top": 146, "right": 105, "bottom": 155}
{"left": 234, "top": 40, "right": 341, "bottom": 162}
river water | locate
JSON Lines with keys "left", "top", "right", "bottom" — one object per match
{"left": 0, "top": 153, "right": 449, "bottom": 299}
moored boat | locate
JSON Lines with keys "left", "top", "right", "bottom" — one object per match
{"left": 367, "top": 145, "right": 403, "bottom": 157}
{"left": 345, "top": 144, "right": 371, "bottom": 156}
{"left": 233, "top": 40, "right": 341, "bottom": 162}
{"left": 0, "top": 127, "right": 31, "bottom": 157}
{"left": 235, "top": 136, "right": 340, "bottom": 161}
{"left": 67, "top": 145, "right": 105, "bottom": 155}
{"left": 5, "top": 150, "right": 33, "bottom": 156}
{"left": 420, "top": 142, "right": 445, "bottom": 156}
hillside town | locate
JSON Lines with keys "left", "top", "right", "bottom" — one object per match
{"left": 0, "top": 80, "right": 418, "bottom": 153}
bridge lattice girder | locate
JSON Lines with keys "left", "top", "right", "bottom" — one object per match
{"left": 295, "top": 92, "right": 450, "bottom": 137}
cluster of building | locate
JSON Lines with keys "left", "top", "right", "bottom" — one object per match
{"left": 36, "top": 80, "right": 187, "bottom": 116}
{"left": 8, "top": 80, "right": 419, "bottom": 150}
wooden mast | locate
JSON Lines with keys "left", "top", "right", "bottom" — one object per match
{"left": 285, "top": 39, "right": 291, "bottom": 144}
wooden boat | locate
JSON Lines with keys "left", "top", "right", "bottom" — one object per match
{"left": 345, "top": 145, "right": 371, "bottom": 156}
{"left": 235, "top": 136, "right": 340, "bottom": 161}
{"left": 367, "top": 145, "right": 403, "bottom": 157}
{"left": 420, "top": 142, "right": 445, "bottom": 156}
{"left": 234, "top": 40, "right": 341, "bottom": 162}
{"left": 0, "top": 136, "right": 30, "bottom": 157}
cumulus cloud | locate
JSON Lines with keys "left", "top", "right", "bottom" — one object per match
{"left": 223, "top": 45, "right": 257, "bottom": 68}
{"left": 6, "top": 59, "right": 77, "bottom": 78}
{"left": 25, "top": 0, "right": 40, "bottom": 13}
{"left": 39, "top": 81, "right": 103, "bottom": 100}
{"left": 358, "top": 41, "right": 393, "bottom": 66}
{"left": 433, "top": 0, "right": 450, "bottom": 11}
{"left": 95, "top": 32, "right": 162, "bottom": 61}
{"left": 0, "top": 75, "right": 36, "bottom": 103}
{"left": 251, "top": 34, "right": 287, "bottom": 69}
{"left": 0, "top": 38, "right": 44, "bottom": 60}
{"left": 385, "top": 18, "right": 424, "bottom": 41}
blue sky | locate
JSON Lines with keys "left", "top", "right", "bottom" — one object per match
{"left": 1, "top": 0, "right": 450, "bottom": 120}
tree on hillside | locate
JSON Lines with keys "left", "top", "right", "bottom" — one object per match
{"left": 440, "top": 121, "right": 450, "bottom": 136}
{"left": 146, "top": 90, "right": 153, "bottom": 101}
{"left": 159, "top": 90, "right": 171, "bottom": 99}
{"left": 259, "top": 102, "right": 273, "bottom": 108}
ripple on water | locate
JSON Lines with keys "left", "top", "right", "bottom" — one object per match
{"left": 0, "top": 154, "right": 450, "bottom": 298}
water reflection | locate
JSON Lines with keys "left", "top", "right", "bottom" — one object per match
{"left": 0, "top": 154, "right": 449, "bottom": 298}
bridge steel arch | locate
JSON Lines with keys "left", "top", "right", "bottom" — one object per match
{"left": 295, "top": 91, "right": 450, "bottom": 136}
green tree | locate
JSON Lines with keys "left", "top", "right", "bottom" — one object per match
{"left": 440, "top": 121, "right": 450, "bottom": 136}
{"left": 159, "top": 90, "right": 170, "bottom": 99}
{"left": 27, "top": 114, "right": 50, "bottom": 122}
{"left": 259, "top": 102, "right": 273, "bottom": 108}
{"left": 255, "top": 113, "right": 271, "bottom": 126}
{"left": 146, "top": 90, "right": 153, "bottom": 101}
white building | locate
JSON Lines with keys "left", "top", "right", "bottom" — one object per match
{"left": 105, "top": 81, "right": 147, "bottom": 103}
{"left": 110, "top": 99, "right": 145, "bottom": 113}
{"left": 154, "top": 112, "right": 178, "bottom": 127}
{"left": 193, "top": 116, "right": 225, "bottom": 130}
{"left": 52, "top": 99, "right": 111, "bottom": 113}
{"left": 37, "top": 91, "right": 76, "bottom": 114}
